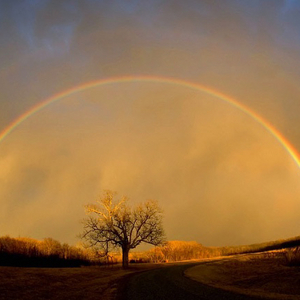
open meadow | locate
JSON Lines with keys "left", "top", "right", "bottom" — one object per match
{"left": 0, "top": 263, "right": 163, "bottom": 300}
{"left": 186, "top": 252, "right": 300, "bottom": 300}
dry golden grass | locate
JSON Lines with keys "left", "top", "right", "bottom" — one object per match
{"left": 185, "top": 252, "right": 300, "bottom": 300}
{"left": 0, "top": 263, "right": 163, "bottom": 300}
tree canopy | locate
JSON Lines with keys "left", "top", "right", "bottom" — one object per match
{"left": 81, "top": 190, "right": 165, "bottom": 268}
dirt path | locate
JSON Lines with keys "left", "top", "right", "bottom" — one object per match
{"left": 116, "top": 261, "right": 262, "bottom": 300}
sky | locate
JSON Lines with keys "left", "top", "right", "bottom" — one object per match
{"left": 0, "top": 0, "right": 300, "bottom": 247}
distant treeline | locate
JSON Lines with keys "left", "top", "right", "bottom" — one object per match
{"left": 2, "top": 235, "right": 300, "bottom": 267}
{"left": 130, "top": 236, "right": 300, "bottom": 263}
{"left": 0, "top": 236, "right": 96, "bottom": 267}
{"left": 129, "top": 241, "right": 222, "bottom": 263}
{"left": 146, "top": 241, "right": 221, "bottom": 262}
{"left": 221, "top": 235, "right": 300, "bottom": 256}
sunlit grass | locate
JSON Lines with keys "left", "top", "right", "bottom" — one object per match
{"left": 186, "top": 251, "right": 300, "bottom": 299}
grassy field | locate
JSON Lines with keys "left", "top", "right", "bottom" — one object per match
{"left": 0, "top": 263, "right": 163, "bottom": 300}
{"left": 2, "top": 251, "right": 300, "bottom": 299}
{"left": 186, "top": 252, "right": 300, "bottom": 300}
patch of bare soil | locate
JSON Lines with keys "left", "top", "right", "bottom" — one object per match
{"left": 0, "top": 263, "right": 163, "bottom": 300}
{"left": 185, "top": 253, "right": 300, "bottom": 300}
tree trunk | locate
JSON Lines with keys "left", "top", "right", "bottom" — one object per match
{"left": 122, "top": 245, "right": 130, "bottom": 268}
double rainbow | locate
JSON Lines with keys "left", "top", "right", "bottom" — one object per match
{"left": 0, "top": 75, "right": 299, "bottom": 168}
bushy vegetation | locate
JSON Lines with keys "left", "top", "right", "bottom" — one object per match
{"left": 129, "top": 241, "right": 223, "bottom": 263}
{"left": 0, "top": 236, "right": 97, "bottom": 267}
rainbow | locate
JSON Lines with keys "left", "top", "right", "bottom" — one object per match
{"left": 0, "top": 75, "right": 299, "bottom": 168}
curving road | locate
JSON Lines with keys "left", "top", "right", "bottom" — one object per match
{"left": 116, "top": 262, "right": 263, "bottom": 300}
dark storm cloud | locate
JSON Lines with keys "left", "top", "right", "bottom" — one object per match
{"left": 9, "top": 0, "right": 81, "bottom": 56}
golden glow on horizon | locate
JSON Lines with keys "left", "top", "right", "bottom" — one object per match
{"left": 0, "top": 75, "right": 299, "bottom": 168}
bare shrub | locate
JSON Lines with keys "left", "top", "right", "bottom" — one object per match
{"left": 284, "top": 247, "right": 300, "bottom": 266}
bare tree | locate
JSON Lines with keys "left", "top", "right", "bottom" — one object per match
{"left": 81, "top": 190, "right": 165, "bottom": 268}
